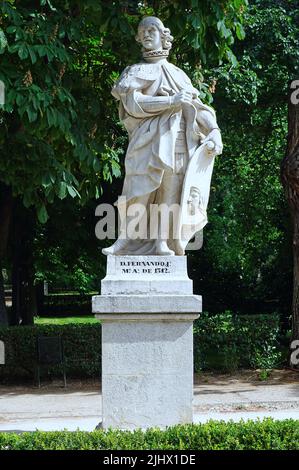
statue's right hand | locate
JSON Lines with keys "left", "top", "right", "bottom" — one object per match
{"left": 170, "top": 91, "right": 193, "bottom": 107}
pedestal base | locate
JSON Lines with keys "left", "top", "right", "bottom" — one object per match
{"left": 92, "top": 255, "right": 201, "bottom": 430}
{"left": 97, "top": 313, "right": 198, "bottom": 429}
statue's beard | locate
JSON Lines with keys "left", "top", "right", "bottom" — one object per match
{"left": 142, "top": 49, "right": 169, "bottom": 59}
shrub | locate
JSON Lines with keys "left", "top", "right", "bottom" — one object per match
{"left": 194, "top": 312, "right": 282, "bottom": 372}
{"left": 0, "top": 313, "right": 282, "bottom": 380}
{"left": 0, "top": 419, "right": 298, "bottom": 450}
{"left": 0, "top": 324, "right": 101, "bottom": 381}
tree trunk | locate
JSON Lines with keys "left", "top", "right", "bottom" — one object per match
{"left": 0, "top": 183, "right": 13, "bottom": 326}
{"left": 0, "top": 268, "right": 7, "bottom": 325}
{"left": 281, "top": 81, "right": 299, "bottom": 341}
{"left": 36, "top": 282, "right": 45, "bottom": 316}
{"left": 11, "top": 202, "right": 36, "bottom": 326}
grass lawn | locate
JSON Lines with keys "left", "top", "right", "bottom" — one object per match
{"left": 34, "top": 316, "right": 98, "bottom": 325}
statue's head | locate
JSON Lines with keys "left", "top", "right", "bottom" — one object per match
{"left": 136, "top": 16, "right": 173, "bottom": 54}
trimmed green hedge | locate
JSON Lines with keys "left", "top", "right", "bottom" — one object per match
{"left": 0, "top": 419, "right": 298, "bottom": 450}
{"left": 194, "top": 312, "right": 282, "bottom": 371}
{"left": 0, "top": 324, "right": 101, "bottom": 380}
{"left": 0, "top": 313, "right": 282, "bottom": 380}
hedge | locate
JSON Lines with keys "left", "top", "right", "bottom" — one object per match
{"left": 0, "top": 312, "right": 282, "bottom": 380}
{"left": 0, "top": 324, "right": 101, "bottom": 380}
{"left": 0, "top": 419, "right": 298, "bottom": 450}
{"left": 194, "top": 312, "right": 282, "bottom": 371}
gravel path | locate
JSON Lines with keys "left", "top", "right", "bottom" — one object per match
{"left": 0, "top": 370, "right": 298, "bottom": 431}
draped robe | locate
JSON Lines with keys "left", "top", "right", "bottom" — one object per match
{"left": 112, "top": 58, "right": 217, "bottom": 253}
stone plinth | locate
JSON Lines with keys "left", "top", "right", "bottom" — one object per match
{"left": 101, "top": 255, "right": 193, "bottom": 295}
{"left": 92, "top": 255, "right": 201, "bottom": 430}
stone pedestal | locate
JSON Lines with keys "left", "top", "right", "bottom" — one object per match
{"left": 92, "top": 255, "right": 201, "bottom": 430}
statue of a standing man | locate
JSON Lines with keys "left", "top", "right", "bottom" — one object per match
{"left": 103, "top": 16, "right": 223, "bottom": 256}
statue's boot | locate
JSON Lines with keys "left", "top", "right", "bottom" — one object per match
{"left": 174, "top": 245, "right": 185, "bottom": 256}
{"left": 102, "top": 238, "right": 130, "bottom": 255}
{"left": 155, "top": 240, "right": 175, "bottom": 256}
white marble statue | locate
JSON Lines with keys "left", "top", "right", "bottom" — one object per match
{"left": 103, "top": 16, "right": 223, "bottom": 256}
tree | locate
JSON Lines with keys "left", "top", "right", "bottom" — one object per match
{"left": 0, "top": 183, "right": 12, "bottom": 324}
{"left": 0, "top": 0, "right": 248, "bottom": 324}
{"left": 188, "top": 0, "right": 298, "bottom": 318}
{"left": 0, "top": 0, "right": 121, "bottom": 324}
{"left": 281, "top": 81, "right": 299, "bottom": 341}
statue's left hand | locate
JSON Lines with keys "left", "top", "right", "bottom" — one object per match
{"left": 202, "top": 128, "right": 223, "bottom": 156}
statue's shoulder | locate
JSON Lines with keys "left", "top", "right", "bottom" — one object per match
{"left": 120, "top": 62, "right": 160, "bottom": 81}
{"left": 165, "top": 62, "right": 192, "bottom": 84}
{"left": 112, "top": 62, "right": 160, "bottom": 98}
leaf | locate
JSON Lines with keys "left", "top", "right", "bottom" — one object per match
{"left": 41, "top": 173, "right": 52, "bottom": 187}
{"left": 26, "top": 106, "right": 38, "bottom": 123}
{"left": 192, "top": 33, "right": 200, "bottom": 50}
{"left": 58, "top": 181, "right": 67, "bottom": 199}
{"left": 7, "top": 89, "right": 17, "bottom": 103}
{"left": 35, "top": 45, "right": 47, "bottom": 58}
{"left": 111, "top": 160, "right": 121, "bottom": 178}
{"left": 218, "top": 21, "right": 231, "bottom": 40}
{"left": 30, "top": 94, "right": 39, "bottom": 111}
{"left": 37, "top": 205, "right": 48, "bottom": 224}
{"left": 46, "top": 107, "right": 56, "bottom": 127}
{"left": 46, "top": 46, "right": 54, "bottom": 61}
{"left": 45, "top": 186, "right": 55, "bottom": 203}
{"left": 226, "top": 49, "right": 238, "bottom": 67}
{"left": 16, "top": 93, "right": 26, "bottom": 107}
{"left": 233, "top": 0, "right": 245, "bottom": 8}
{"left": 41, "top": 0, "right": 57, "bottom": 11}
{"left": 93, "top": 158, "right": 101, "bottom": 172}
{"left": 0, "top": 29, "right": 8, "bottom": 53}
{"left": 67, "top": 185, "right": 79, "bottom": 198}
{"left": 99, "top": 18, "right": 110, "bottom": 33}
{"left": 6, "top": 26, "right": 17, "bottom": 34}
{"left": 18, "top": 43, "right": 29, "bottom": 60}
{"left": 191, "top": 15, "right": 201, "bottom": 29}
{"left": 23, "top": 192, "right": 32, "bottom": 208}
{"left": 236, "top": 23, "right": 245, "bottom": 41}
{"left": 28, "top": 47, "right": 37, "bottom": 64}
{"left": 8, "top": 43, "right": 19, "bottom": 53}
{"left": 49, "top": 173, "right": 56, "bottom": 184}
{"left": 57, "top": 88, "right": 67, "bottom": 103}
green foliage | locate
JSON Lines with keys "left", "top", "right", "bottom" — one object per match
{"left": 17, "top": 0, "right": 296, "bottom": 320}
{"left": 33, "top": 198, "right": 106, "bottom": 293}
{"left": 258, "top": 369, "right": 272, "bottom": 381}
{"left": 194, "top": 312, "right": 282, "bottom": 372}
{"left": 35, "top": 247, "right": 99, "bottom": 294}
{"left": 189, "top": 0, "right": 298, "bottom": 315}
{"left": 0, "top": 323, "right": 101, "bottom": 379}
{"left": 0, "top": 313, "right": 282, "bottom": 380}
{"left": 0, "top": 419, "right": 299, "bottom": 450}
{"left": 34, "top": 316, "right": 97, "bottom": 325}
{"left": 0, "top": 0, "right": 122, "bottom": 221}
{"left": 138, "top": 0, "right": 248, "bottom": 67}
{"left": 0, "top": 0, "right": 247, "bottom": 222}
{"left": 1, "top": 0, "right": 297, "bottom": 325}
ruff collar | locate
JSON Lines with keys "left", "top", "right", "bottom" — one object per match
{"left": 142, "top": 49, "right": 169, "bottom": 59}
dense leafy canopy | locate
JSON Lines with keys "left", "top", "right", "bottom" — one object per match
{"left": 190, "top": 0, "right": 299, "bottom": 314}
{"left": 0, "top": 0, "right": 247, "bottom": 222}
{"left": 0, "top": 0, "right": 298, "bottom": 325}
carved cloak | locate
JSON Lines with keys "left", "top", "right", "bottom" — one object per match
{"left": 112, "top": 60, "right": 216, "bottom": 203}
